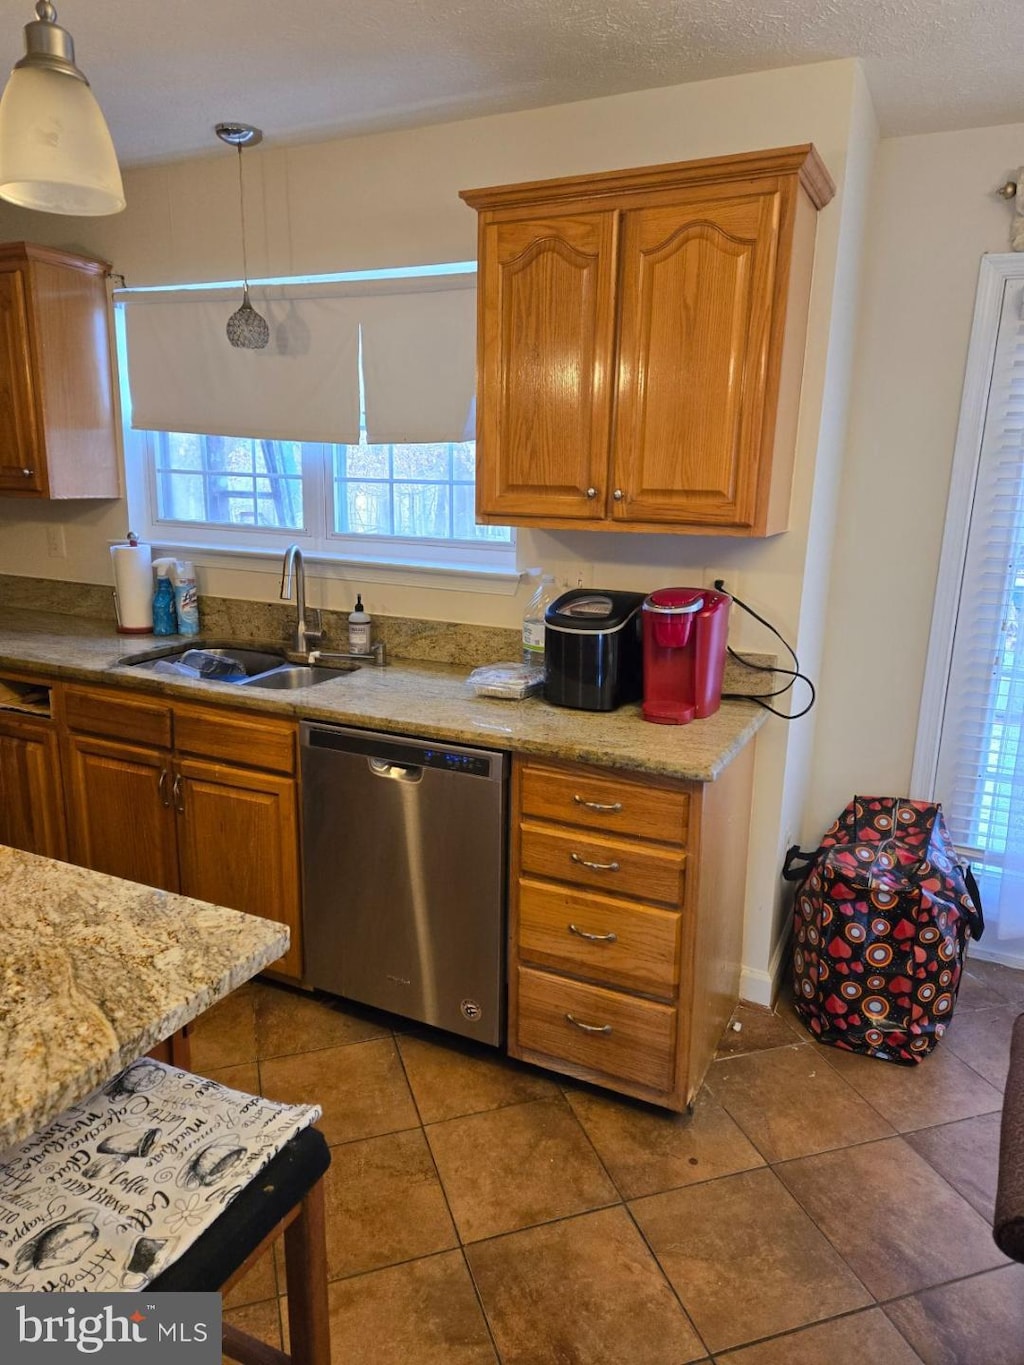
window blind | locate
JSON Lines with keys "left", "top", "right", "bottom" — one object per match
{"left": 122, "top": 293, "right": 363, "bottom": 443}
{"left": 119, "top": 274, "right": 477, "bottom": 448}
{"left": 359, "top": 284, "right": 476, "bottom": 444}
{"left": 935, "top": 276, "right": 1024, "bottom": 947}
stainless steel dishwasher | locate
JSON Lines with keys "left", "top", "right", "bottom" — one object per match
{"left": 300, "top": 722, "right": 508, "bottom": 1045}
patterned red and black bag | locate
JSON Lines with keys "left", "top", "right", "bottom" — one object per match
{"left": 783, "top": 796, "right": 984, "bottom": 1064}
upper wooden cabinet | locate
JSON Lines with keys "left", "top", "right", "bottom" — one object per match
{"left": 460, "top": 145, "right": 834, "bottom": 536}
{"left": 0, "top": 242, "right": 118, "bottom": 500}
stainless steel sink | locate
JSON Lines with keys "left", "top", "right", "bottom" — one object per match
{"left": 120, "top": 643, "right": 359, "bottom": 688}
{"left": 243, "top": 665, "right": 355, "bottom": 689}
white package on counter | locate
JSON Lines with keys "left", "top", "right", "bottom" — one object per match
{"left": 467, "top": 662, "right": 545, "bottom": 699}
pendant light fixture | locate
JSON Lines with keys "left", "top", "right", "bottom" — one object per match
{"left": 0, "top": 1, "right": 124, "bottom": 215}
{"left": 216, "top": 121, "right": 269, "bottom": 350}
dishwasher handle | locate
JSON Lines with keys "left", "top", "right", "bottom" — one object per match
{"left": 369, "top": 757, "right": 422, "bottom": 782}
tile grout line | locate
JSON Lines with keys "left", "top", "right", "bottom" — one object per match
{"left": 391, "top": 1030, "right": 504, "bottom": 1364}
{"left": 764, "top": 1131, "right": 999, "bottom": 1315}
{"left": 620, "top": 1199, "right": 714, "bottom": 1362}
{"left": 554, "top": 1085, "right": 714, "bottom": 1361}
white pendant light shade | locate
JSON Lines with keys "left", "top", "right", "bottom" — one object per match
{"left": 0, "top": 65, "right": 124, "bottom": 214}
{"left": 0, "top": 2, "right": 124, "bottom": 216}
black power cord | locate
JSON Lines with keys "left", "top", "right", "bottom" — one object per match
{"left": 714, "top": 579, "right": 817, "bottom": 720}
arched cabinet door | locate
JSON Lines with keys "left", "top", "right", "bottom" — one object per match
{"left": 611, "top": 189, "right": 781, "bottom": 529}
{"left": 475, "top": 212, "right": 618, "bottom": 522}
{"left": 463, "top": 147, "right": 833, "bottom": 536}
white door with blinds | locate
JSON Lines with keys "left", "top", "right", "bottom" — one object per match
{"left": 930, "top": 261, "right": 1024, "bottom": 966}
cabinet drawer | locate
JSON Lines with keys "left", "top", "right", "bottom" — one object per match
{"left": 517, "top": 965, "right": 677, "bottom": 1092}
{"left": 174, "top": 704, "right": 296, "bottom": 775}
{"left": 520, "top": 820, "right": 685, "bottom": 906}
{"left": 64, "top": 685, "right": 172, "bottom": 748}
{"left": 518, "top": 878, "right": 680, "bottom": 998}
{"left": 520, "top": 760, "right": 689, "bottom": 846}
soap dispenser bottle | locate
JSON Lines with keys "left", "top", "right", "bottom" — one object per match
{"left": 348, "top": 594, "right": 371, "bottom": 654}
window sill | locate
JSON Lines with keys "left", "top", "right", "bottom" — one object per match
{"left": 147, "top": 540, "right": 523, "bottom": 596}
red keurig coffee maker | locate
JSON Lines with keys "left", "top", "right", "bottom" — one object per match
{"left": 641, "top": 587, "right": 730, "bottom": 725}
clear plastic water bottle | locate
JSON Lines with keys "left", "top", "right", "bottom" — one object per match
{"left": 522, "top": 573, "right": 559, "bottom": 666}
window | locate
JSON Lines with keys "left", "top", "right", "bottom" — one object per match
{"left": 916, "top": 255, "right": 1024, "bottom": 966}
{"left": 154, "top": 433, "right": 303, "bottom": 529}
{"left": 130, "top": 425, "right": 513, "bottom": 566}
{"left": 115, "top": 269, "right": 515, "bottom": 572}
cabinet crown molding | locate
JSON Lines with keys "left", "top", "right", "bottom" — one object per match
{"left": 460, "top": 143, "right": 835, "bottom": 214}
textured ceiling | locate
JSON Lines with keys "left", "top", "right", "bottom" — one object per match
{"left": 4, "top": 0, "right": 1022, "bottom": 165}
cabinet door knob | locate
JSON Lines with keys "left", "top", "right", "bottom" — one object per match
{"left": 20, "top": 468, "right": 33, "bottom": 477}
{"left": 566, "top": 1013, "right": 613, "bottom": 1035}
{"left": 612, "top": 488, "right": 624, "bottom": 501}
{"left": 585, "top": 487, "right": 597, "bottom": 499}
{"left": 569, "top": 922, "right": 618, "bottom": 944}
{"left": 570, "top": 851, "right": 619, "bottom": 873}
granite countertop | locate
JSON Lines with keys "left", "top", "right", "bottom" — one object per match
{"left": 0, "top": 844, "right": 289, "bottom": 1151}
{"left": 0, "top": 608, "right": 767, "bottom": 782}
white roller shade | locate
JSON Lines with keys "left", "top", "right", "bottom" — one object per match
{"left": 122, "top": 292, "right": 362, "bottom": 443}
{"left": 359, "top": 282, "right": 477, "bottom": 444}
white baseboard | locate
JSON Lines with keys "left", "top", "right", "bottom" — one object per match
{"left": 739, "top": 965, "right": 774, "bottom": 1007}
{"left": 967, "top": 943, "right": 1024, "bottom": 971}
{"left": 740, "top": 928, "right": 793, "bottom": 1008}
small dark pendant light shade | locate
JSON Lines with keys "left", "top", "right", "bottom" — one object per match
{"left": 216, "top": 122, "right": 269, "bottom": 350}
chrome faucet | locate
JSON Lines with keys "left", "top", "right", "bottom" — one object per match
{"left": 279, "top": 545, "right": 322, "bottom": 656}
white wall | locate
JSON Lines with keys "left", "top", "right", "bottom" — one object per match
{"left": 0, "top": 58, "right": 875, "bottom": 999}
{"left": 807, "top": 122, "right": 1024, "bottom": 845}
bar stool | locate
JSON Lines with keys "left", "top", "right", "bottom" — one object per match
{"left": 151, "top": 1124, "right": 331, "bottom": 1364}
{"left": 0, "top": 1061, "right": 332, "bottom": 1365}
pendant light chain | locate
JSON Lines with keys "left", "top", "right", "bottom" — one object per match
{"left": 236, "top": 144, "right": 251, "bottom": 291}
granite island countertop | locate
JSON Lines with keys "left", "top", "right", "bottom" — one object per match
{"left": 0, "top": 844, "right": 289, "bottom": 1151}
{"left": 0, "top": 608, "right": 767, "bottom": 782}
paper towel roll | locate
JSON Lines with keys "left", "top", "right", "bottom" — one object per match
{"left": 111, "top": 541, "right": 154, "bottom": 634}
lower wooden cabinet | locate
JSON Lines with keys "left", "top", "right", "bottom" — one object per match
{"left": 508, "top": 749, "right": 754, "bottom": 1111}
{"left": 175, "top": 757, "right": 301, "bottom": 980}
{"left": 64, "top": 732, "right": 179, "bottom": 890}
{"left": 517, "top": 964, "right": 678, "bottom": 1092}
{"left": 0, "top": 701, "right": 66, "bottom": 859}
{"left": 60, "top": 684, "right": 302, "bottom": 981}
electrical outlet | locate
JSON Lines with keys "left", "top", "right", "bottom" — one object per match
{"left": 46, "top": 526, "right": 67, "bottom": 559}
{"left": 704, "top": 567, "right": 738, "bottom": 598}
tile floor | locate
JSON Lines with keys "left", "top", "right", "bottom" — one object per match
{"left": 191, "top": 957, "right": 1024, "bottom": 1365}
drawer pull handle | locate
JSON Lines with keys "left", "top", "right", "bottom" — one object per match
{"left": 570, "top": 851, "right": 619, "bottom": 872}
{"left": 569, "top": 923, "right": 618, "bottom": 944}
{"left": 566, "top": 1013, "right": 612, "bottom": 1035}
{"left": 573, "top": 794, "right": 623, "bottom": 813}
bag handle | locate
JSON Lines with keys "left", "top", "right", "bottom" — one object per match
{"left": 961, "top": 863, "right": 985, "bottom": 941}
{"left": 782, "top": 845, "right": 818, "bottom": 882}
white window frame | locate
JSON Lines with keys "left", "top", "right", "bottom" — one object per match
{"left": 912, "top": 254, "right": 1024, "bottom": 801}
